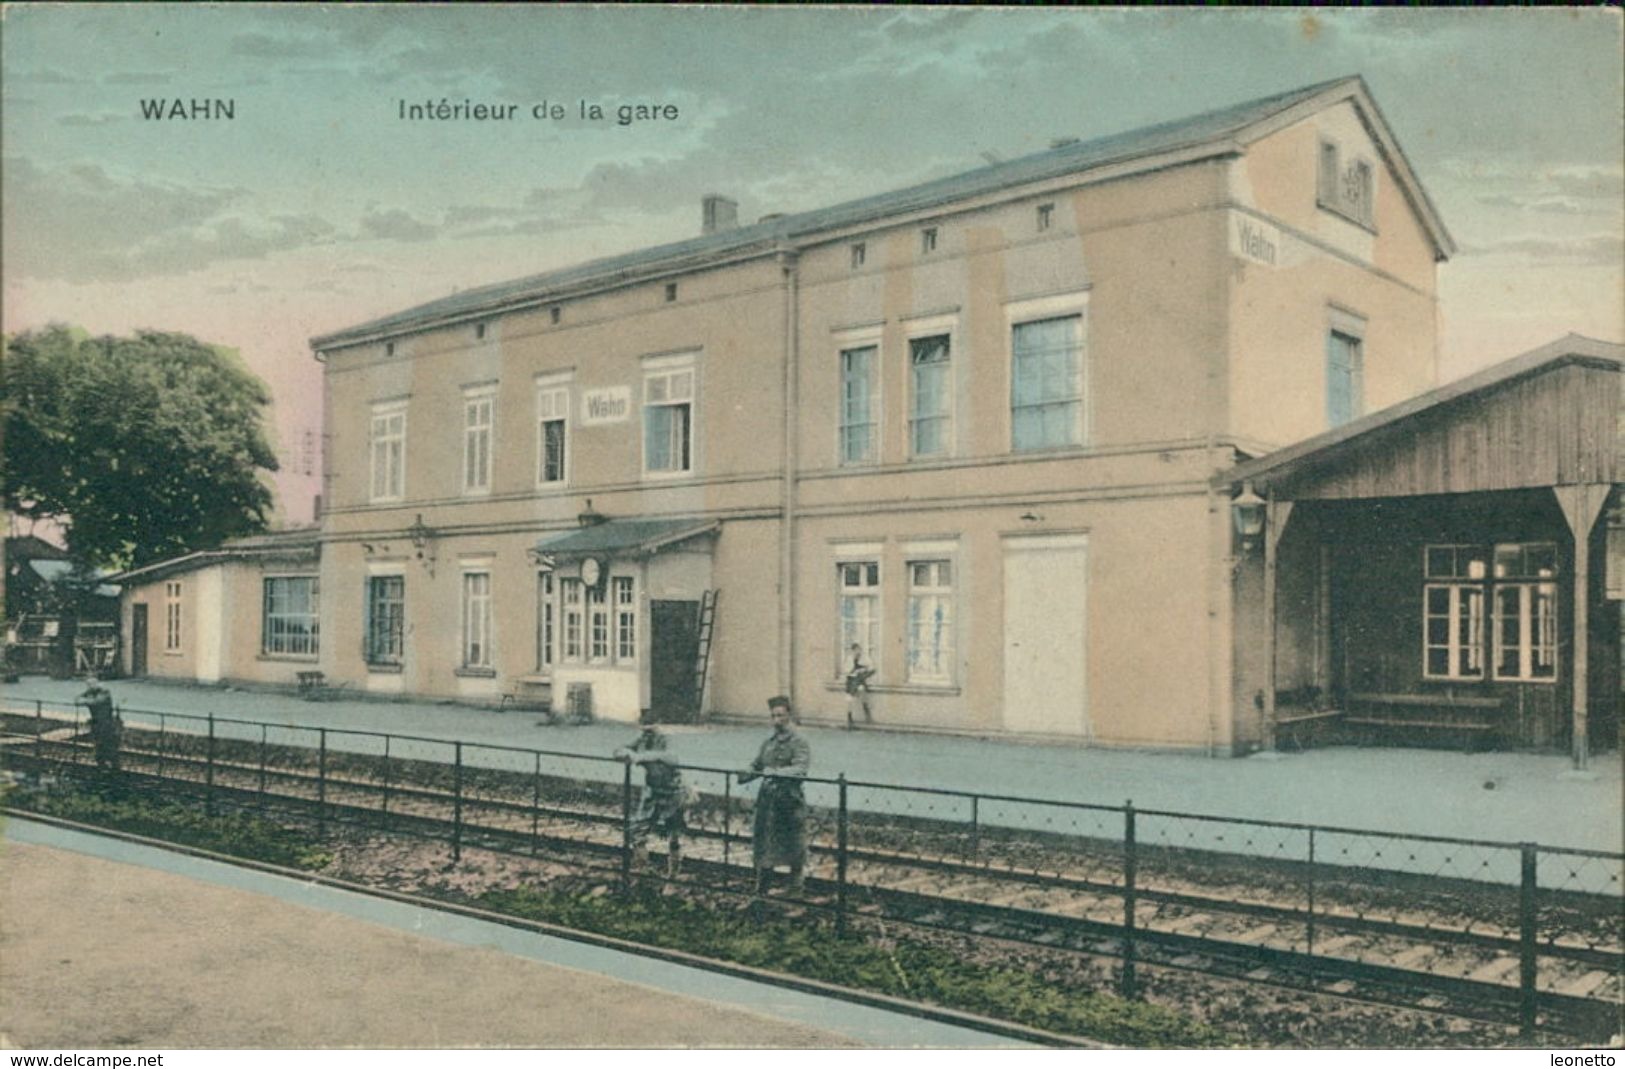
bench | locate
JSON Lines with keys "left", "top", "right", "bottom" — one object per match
{"left": 296, "top": 671, "right": 326, "bottom": 699}
{"left": 1273, "top": 708, "right": 1344, "bottom": 751}
{"left": 1343, "top": 691, "right": 1504, "bottom": 751}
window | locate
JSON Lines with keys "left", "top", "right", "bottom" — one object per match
{"left": 906, "top": 560, "right": 954, "bottom": 684}
{"left": 614, "top": 576, "right": 637, "bottom": 662}
{"left": 644, "top": 361, "right": 695, "bottom": 475}
{"left": 850, "top": 242, "right": 866, "bottom": 269}
{"left": 164, "top": 581, "right": 182, "bottom": 652}
{"left": 588, "top": 583, "right": 610, "bottom": 662}
{"left": 550, "top": 306, "right": 561, "bottom": 325}
{"left": 369, "top": 402, "right": 406, "bottom": 502}
{"left": 385, "top": 341, "right": 395, "bottom": 358}
{"left": 475, "top": 323, "right": 487, "bottom": 341}
{"left": 838, "top": 560, "right": 881, "bottom": 676}
{"left": 537, "top": 382, "right": 569, "bottom": 485}
{"left": 665, "top": 282, "right": 678, "bottom": 302}
{"left": 365, "top": 575, "right": 405, "bottom": 666}
{"left": 909, "top": 334, "right": 951, "bottom": 458}
{"left": 1423, "top": 546, "right": 1486, "bottom": 681}
{"left": 1422, "top": 542, "right": 1557, "bottom": 683}
{"left": 262, "top": 577, "right": 319, "bottom": 657}
{"left": 461, "top": 571, "right": 492, "bottom": 669}
{"left": 561, "top": 578, "right": 584, "bottom": 662}
{"left": 1317, "top": 139, "right": 1374, "bottom": 227}
{"left": 536, "top": 571, "right": 554, "bottom": 671}
{"left": 463, "top": 388, "right": 494, "bottom": 494}
{"left": 921, "top": 227, "right": 938, "bottom": 254}
{"left": 1036, "top": 203, "right": 1054, "bottom": 232}
{"left": 1011, "top": 315, "right": 1084, "bottom": 451}
{"left": 839, "top": 344, "right": 878, "bottom": 465}
{"left": 1492, "top": 543, "right": 1559, "bottom": 682}
{"left": 1327, "top": 329, "right": 1364, "bottom": 428}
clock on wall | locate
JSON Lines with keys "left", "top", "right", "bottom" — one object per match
{"left": 581, "top": 556, "right": 605, "bottom": 590}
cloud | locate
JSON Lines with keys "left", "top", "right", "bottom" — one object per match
{"left": 359, "top": 207, "right": 439, "bottom": 243}
{"left": 1459, "top": 233, "right": 1623, "bottom": 266}
{"left": 1472, "top": 166, "right": 1624, "bottom": 217}
{"left": 230, "top": 31, "right": 336, "bottom": 58}
{"left": 102, "top": 71, "right": 172, "bottom": 86}
{"left": 58, "top": 112, "right": 127, "bottom": 127}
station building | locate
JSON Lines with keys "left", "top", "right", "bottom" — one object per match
{"left": 117, "top": 77, "right": 1623, "bottom": 758}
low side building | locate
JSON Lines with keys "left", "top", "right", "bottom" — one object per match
{"left": 112, "top": 530, "right": 320, "bottom": 688}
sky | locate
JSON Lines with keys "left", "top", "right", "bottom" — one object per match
{"left": 4, "top": 6, "right": 1622, "bottom": 527}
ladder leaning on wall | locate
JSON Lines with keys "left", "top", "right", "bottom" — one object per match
{"left": 691, "top": 590, "right": 718, "bottom": 720}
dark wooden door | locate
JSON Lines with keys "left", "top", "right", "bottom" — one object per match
{"left": 649, "top": 599, "right": 699, "bottom": 722}
{"left": 131, "top": 604, "right": 148, "bottom": 677}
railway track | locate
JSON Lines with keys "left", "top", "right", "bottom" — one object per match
{"left": 5, "top": 722, "right": 1621, "bottom": 1044}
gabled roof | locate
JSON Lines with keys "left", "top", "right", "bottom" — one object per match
{"left": 1220, "top": 333, "right": 1624, "bottom": 492}
{"left": 110, "top": 528, "right": 320, "bottom": 586}
{"left": 313, "top": 76, "right": 1449, "bottom": 351}
{"left": 534, "top": 518, "right": 719, "bottom": 559}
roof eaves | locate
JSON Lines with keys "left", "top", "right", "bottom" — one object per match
{"left": 1218, "top": 334, "right": 1624, "bottom": 490}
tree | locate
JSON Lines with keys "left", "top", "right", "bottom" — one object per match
{"left": 2, "top": 326, "right": 279, "bottom": 569}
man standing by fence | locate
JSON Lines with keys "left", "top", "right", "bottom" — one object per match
{"left": 740, "top": 695, "right": 811, "bottom": 895}
{"left": 75, "top": 675, "right": 121, "bottom": 772}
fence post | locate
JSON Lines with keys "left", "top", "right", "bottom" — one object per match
{"left": 1121, "top": 800, "right": 1138, "bottom": 999}
{"left": 620, "top": 758, "right": 634, "bottom": 893}
{"left": 257, "top": 724, "right": 268, "bottom": 807}
{"left": 531, "top": 752, "right": 541, "bottom": 857}
{"left": 206, "top": 714, "right": 217, "bottom": 816}
{"left": 1519, "top": 842, "right": 1538, "bottom": 1038}
{"left": 723, "top": 773, "right": 733, "bottom": 871}
{"left": 157, "top": 714, "right": 166, "bottom": 783}
{"left": 318, "top": 728, "right": 328, "bottom": 834}
{"left": 837, "top": 775, "right": 850, "bottom": 939}
{"left": 382, "top": 736, "right": 392, "bottom": 818}
{"left": 1306, "top": 827, "right": 1317, "bottom": 957}
{"left": 970, "top": 794, "right": 981, "bottom": 864}
{"left": 33, "top": 700, "right": 42, "bottom": 768}
{"left": 452, "top": 742, "right": 464, "bottom": 864}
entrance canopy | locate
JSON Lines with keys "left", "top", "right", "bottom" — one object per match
{"left": 533, "top": 518, "right": 719, "bottom": 561}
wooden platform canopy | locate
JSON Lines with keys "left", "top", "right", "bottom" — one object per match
{"left": 1222, "top": 334, "right": 1623, "bottom": 767}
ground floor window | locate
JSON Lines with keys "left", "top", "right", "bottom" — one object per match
{"left": 614, "top": 576, "right": 637, "bottom": 662}
{"left": 262, "top": 577, "right": 319, "bottom": 657}
{"left": 462, "top": 571, "right": 492, "bottom": 668}
{"left": 588, "top": 583, "right": 610, "bottom": 662}
{"left": 906, "top": 560, "right": 954, "bottom": 684}
{"left": 366, "top": 575, "right": 404, "bottom": 666}
{"left": 1423, "top": 541, "right": 1557, "bottom": 683}
{"left": 561, "top": 578, "right": 584, "bottom": 662}
{"left": 536, "top": 571, "right": 554, "bottom": 671}
{"left": 838, "top": 560, "right": 880, "bottom": 676}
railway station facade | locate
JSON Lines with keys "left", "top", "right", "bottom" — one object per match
{"left": 116, "top": 76, "right": 1623, "bottom": 756}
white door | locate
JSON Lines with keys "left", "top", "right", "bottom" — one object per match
{"left": 1003, "top": 534, "right": 1089, "bottom": 736}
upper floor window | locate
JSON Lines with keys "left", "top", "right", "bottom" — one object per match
{"left": 839, "top": 344, "right": 878, "bottom": 465}
{"left": 665, "top": 282, "right": 678, "bottom": 303}
{"left": 1011, "top": 314, "right": 1084, "bottom": 451}
{"left": 644, "top": 357, "right": 696, "bottom": 476}
{"left": 369, "top": 402, "right": 406, "bottom": 502}
{"left": 536, "top": 379, "right": 570, "bottom": 486}
{"left": 1317, "top": 139, "right": 1375, "bottom": 228}
{"left": 908, "top": 334, "right": 952, "bottom": 458}
{"left": 850, "top": 242, "right": 866, "bottom": 269}
{"left": 262, "top": 576, "right": 319, "bottom": 658}
{"left": 463, "top": 387, "right": 495, "bottom": 494}
{"left": 1036, "top": 203, "right": 1054, "bottom": 232}
{"left": 1326, "top": 329, "right": 1364, "bottom": 428}
{"left": 474, "top": 322, "right": 487, "bottom": 341}
{"left": 920, "top": 227, "right": 938, "bottom": 255}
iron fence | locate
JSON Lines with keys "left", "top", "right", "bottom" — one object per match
{"left": 2, "top": 698, "right": 1620, "bottom": 1040}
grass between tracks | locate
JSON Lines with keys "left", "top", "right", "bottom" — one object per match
{"left": 480, "top": 884, "right": 1233, "bottom": 1048}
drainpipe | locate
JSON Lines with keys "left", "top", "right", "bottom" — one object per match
{"left": 778, "top": 248, "right": 800, "bottom": 699}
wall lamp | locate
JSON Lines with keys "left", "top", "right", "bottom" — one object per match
{"left": 1231, "top": 482, "right": 1267, "bottom": 553}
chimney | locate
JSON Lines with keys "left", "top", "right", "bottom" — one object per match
{"left": 702, "top": 195, "right": 738, "bottom": 235}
